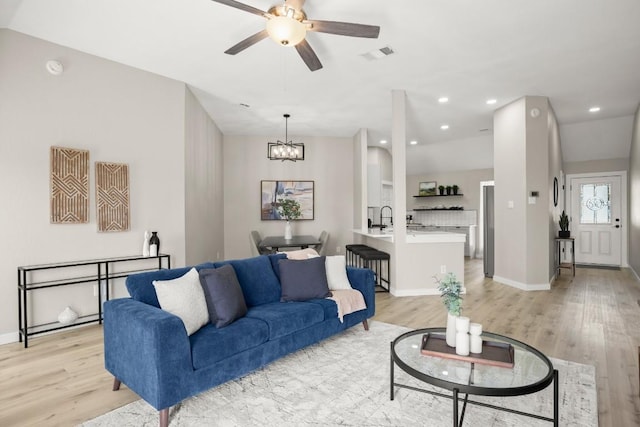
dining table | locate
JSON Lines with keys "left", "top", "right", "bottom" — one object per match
{"left": 259, "top": 235, "right": 321, "bottom": 252}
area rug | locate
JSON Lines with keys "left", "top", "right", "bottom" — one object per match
{"left": 82, "top": 321, "right": 597, "bottom": 427}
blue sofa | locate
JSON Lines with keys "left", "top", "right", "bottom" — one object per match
{"left": 103, "top": 253, "right": 375, "bottom": 427}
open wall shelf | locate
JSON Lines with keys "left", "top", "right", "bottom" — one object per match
{"left": 413, "top": 194, "right": 464, "bottom": 198}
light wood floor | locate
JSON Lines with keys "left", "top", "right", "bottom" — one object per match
{"left": 1, "top": 259, "right": 639, "bottom": 426}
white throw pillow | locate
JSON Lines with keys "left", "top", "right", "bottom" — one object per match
{"left": 286, "top": 248, "right": 319, "bottom": 260}
{"left": 153, "top": 267, "right": 209, "bottom": 335}
{"left": 325, "top": 255, "right": 352, "bottom": 291}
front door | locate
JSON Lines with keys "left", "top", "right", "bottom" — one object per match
{"left": 569, "top": 175, "right": 622, "bottom": 266}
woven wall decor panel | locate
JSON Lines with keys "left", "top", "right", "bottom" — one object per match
{"left": 50, "top": 146, "right": 90, "bottom": 224}
{"left": 95, "top": 162, "right": 130, "bottom": 232}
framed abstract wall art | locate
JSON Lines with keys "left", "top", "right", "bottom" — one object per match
{"left": 261, "top": 180, "right": 314, "bottom": 220}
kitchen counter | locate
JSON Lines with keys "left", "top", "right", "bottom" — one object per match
{"left": 353, "top": 228, "right": 466, "bottom": 244}
{"left": 351, "top": 227, "right": 466, "bottom": 297}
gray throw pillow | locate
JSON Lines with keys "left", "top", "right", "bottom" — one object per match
{"left": 279, "top": 256, "right": 331, "bottom": 302}
{"left": 199, "top": 265, "right": 248, "bottom": 328}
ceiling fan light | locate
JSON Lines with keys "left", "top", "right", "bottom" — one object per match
{"left": 267, "top": 16, "right": 306, "bottom": 46}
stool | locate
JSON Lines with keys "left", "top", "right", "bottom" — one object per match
{"left": 358, "top": 249, "right": 390, "bottom": 292}
{"left": 345, "top": 244, "right": 372, "bottom": 267}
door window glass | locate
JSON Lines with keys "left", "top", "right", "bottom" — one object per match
{"left": 579, "top": 183, "right": 611, "bottom": 224}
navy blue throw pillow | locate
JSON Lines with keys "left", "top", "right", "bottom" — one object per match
{"left": 278, "top": 256, "right": 331, "bottom": 302}
{"left": 199, "top": 265, "right": 248, "bottom": 328}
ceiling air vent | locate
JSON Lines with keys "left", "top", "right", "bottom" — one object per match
{"left": 362, "top": 46, "right": 395, "bottom": 61}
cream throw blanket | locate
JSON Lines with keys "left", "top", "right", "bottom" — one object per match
{"left": 327, "top": 289, "right": 367, "bottom": 322}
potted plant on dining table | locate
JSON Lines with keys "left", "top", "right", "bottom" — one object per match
{"left": 277, "top": 198, "right": 301, "bottom": 240}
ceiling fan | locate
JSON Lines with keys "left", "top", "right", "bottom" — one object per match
{"left": 211, "top": 0, "right": 380, "bottom": 71}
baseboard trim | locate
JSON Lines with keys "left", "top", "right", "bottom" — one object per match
{"left": 493, "top": 275, "right": 550, "bottom": 291}
{"left": 0, "top": 332, "right": 19, "bottom": 346}
{"left": 629, "top": 266, "right": 640, "bottom": 282}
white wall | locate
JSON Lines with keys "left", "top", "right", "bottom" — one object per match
{"left": 353, "top": 129, "right": 368, "bottom": 230}
{"left": 629, "top": 104, "right": 640, "bottom": 275}
{"left": 223, "top": 135, "right": 354, "bottom": 259}
{"left": 547, "top": 104, "right": 564, "bottom": 281}
{"left": 184, "top": 87, "right": 225, "bottom": 265}
{"left": 493, "top": 96, "right": 559, "bottom": 290}
{"left": 564, "top": 158, "right": 629, "bottom": 175}
{"left": 561, "top": 115, "right": 634, "bottom": 162}
{"left": 0, "top": 30, "right": 187, "bottom": 339}
{"left": 493, "top": 97, "right": 528, "bottom": 286}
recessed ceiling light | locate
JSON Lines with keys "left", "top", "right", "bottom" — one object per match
{"left": 440, "top": 124, "right": 449, "bottom": 130}
{"left": 380, "top": 139, "right": 388, "bottom": 144}
{"left": 589, "top": 106, "right": 601, "bottom": 113}
{"left": 410, "top": 140, "right": 418, "bottom": 145}
{"left": 486, "top": 99, "right": 497, "bottom": 105}
{"left": 438, "top": 97, "right": 449, "bottom": 103}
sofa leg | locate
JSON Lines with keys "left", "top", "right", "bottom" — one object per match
{"left": 112, "top": 378, "right": 121, "bottom": 391}
{"left": 362, "top": 319, "right": 369, "bottom": 331}
{"left": 159, "top": 408, "right": 169, "bottom": 427}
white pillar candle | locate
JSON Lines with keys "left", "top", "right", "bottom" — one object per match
{"left": 455, "top": 331, "right": 470, "bottom": 356}
{"left": 470, "top": 323, "right": 483, "bottom": 354}
{"left": 455, "top": 316, "right": 470, "bottom": 333}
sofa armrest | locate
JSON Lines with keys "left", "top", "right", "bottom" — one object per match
{"left": 346, "top": 267, "right": 376, "bottom": 317}
{"left": 104, "top": 298, "right": 194, "bottom": 410}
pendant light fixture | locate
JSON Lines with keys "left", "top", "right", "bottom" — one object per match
{"left": 267, "top": 114, "right": 305, "bottom": 161}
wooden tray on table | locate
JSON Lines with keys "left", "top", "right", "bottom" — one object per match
{"left": 420, "top": 333, "right": 515, "bottom": 368}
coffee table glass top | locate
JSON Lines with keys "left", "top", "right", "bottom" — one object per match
{"left": 392, "top": 327, "right": 554, "bottom": 396}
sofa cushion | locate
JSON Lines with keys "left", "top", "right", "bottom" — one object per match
{"left": 199, "top": 265, "right": 247, "bottom": 328}
{"left": 126, "top": 262, "right": 216, "bottom": 308}
{"left": 267, "top": 253, "right": 287, "bottom": 281}
{"left": 325, "top": 255, "right": 352, "bottom": 290}
{"left": 279, "top": 256, "right": 331, "bottom": 302}
{"left": 189, "top": 317, "right": 269, "bottom": 370}
{"left": 246, "top": 302, "right": 324, "bottom": 340}
{"left": 153, "top": 268, "right": 209, "bottom": 336}
{"left": 214, "top": 256, "right": 281, "bottom": 307}
{"left": 304, "top": 298, "right": 339, "bottom": 320}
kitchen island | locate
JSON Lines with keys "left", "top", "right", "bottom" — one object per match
{"left": 352, "top": 228, "right": 466, "bottom": 296}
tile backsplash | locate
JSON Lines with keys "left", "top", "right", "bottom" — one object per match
{"left": 410, "top": 210, "right": 477, "bottom": 226}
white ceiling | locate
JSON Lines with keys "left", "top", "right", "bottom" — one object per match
{"left": 2, "top": 0, "right": 640, "bottom": 170}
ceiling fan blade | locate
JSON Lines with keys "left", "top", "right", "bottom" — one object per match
{"left": 211, "top": 0, "right": 268, "bottom": 17}
{"left": 295, "top": 39, "right": 323, "bottom": 72}
{"left": 224, "top": 29, "right": 269, "bottom": 55}
{"left": 306, "top": 20, "right": 380, "bottom": 38}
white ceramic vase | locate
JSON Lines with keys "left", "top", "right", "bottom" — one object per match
{"left": 143, "top": 230, "right": 150, "bottom": 257}
{"left": 58, "top": 306, "right": 78, "bottom": 325}
{"left": 446, "top": 312, "right": 457, "bottom": 347}
{"left": 284, "top": 221, "right": 292, "bottom": 240}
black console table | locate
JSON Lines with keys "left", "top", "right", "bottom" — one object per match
{"left": 17, "top": 254, "right": 170, "bottom": 348}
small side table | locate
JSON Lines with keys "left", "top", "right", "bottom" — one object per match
{"left": 555, "top": 237, "right": 575, "bottom": 276}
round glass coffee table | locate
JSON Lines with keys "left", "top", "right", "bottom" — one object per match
{"left": 391, "top": 327, "right": 557, "bottom": 427}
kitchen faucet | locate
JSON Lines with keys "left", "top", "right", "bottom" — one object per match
{"left": 380, "top": 205, "right": 393, "bottom": 229}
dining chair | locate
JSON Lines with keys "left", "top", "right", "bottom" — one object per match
{"left": 250, "top": 231, "right": 274, "bottom": 255}
{"left": 316, "top": 231, "right": 330, "bottom": 256}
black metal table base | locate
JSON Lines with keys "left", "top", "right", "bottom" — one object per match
{"left": 390, "top": 342, "right": 559, "bottom": 426}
